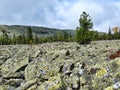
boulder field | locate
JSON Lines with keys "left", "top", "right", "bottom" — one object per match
{"left": 0, "top": 40, "right": 120, "bottom": 90}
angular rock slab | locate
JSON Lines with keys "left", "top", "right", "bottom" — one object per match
{"left": 1, "top": 57, "right": 29, "bottom": 74}
{"left": 24, "top": 59, "right": 59, "bottom": 81}
{"left": 37, "top": 74, "right": 63, "bottom": 90}
{"left": 15, "top": 78, "right": 38, "bottom": 90}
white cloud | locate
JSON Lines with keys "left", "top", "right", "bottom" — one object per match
{"left": 0, "top": 0, "right": 120, "bottom": 32}
{"left": 52, "top": 0, "right": 120, "bottom": 32}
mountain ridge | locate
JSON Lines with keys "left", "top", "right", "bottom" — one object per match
{"left": 0, "top": 25, "right": 75, "bottom": 37}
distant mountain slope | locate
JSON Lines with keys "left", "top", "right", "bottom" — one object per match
{"left": 0, "top": 25, "right": 75, "bottom": 37}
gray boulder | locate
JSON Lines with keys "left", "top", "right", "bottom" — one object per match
{"left": 1, "top": 57, "right": 29, "bottom": 74}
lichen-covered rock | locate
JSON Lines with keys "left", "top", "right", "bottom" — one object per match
{"left": 27, "top": 84, "right": 37, "bottom": 90}
{"left": 0, "top": 78, "right": 5, "bottom": 85}
{"left": 112, "top": 82, "right": 120, "bottom": 89}
{"left": 96, "top": 68, "right": 107, "bottom": 77}
{"left": 37, "top": 74, "right": 64, "bottom": 90}
{"left": 104, "top": 86, "right": 113, "bottom": 90}
{"left": 109, "top": 49, "right": 120, "bottom": 59}
{"left": 24, "top": 59, "right": 59, "bottom": 80}
{"left": 0, "top": 41, "right": 120, "bottom": 90}
{"left": 4, "top": 79, "right": 23, "bottom": 87}
{"left": 0, "top": 85, "right": 15, "bottom": 90}
{"left": 0, "top": 85, "right": 7, "bottom": 90}
{"left": 31, "top": 50, "right": 42, "bottom": 58}
{"left": 1, "top": 57, "right": 29, "bottom": 74}
{"left": 2, "top": 72, "right": 23, "bottom": 79}
{"left": 0, "top": 55, "right": 7, "bottom": 65}
{"left": 16, "top": 78, "right": 38, "bottom": 90}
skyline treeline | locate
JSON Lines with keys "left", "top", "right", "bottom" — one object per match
{"left": 0, "top": 26, "right": 120, "bottom": 45}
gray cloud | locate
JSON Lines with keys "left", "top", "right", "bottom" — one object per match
{"left": 0, "top": 0, "right": 120, "bottom": 32}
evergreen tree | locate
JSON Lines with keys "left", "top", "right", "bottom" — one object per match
{"left": 76, "top": 11, "right": 93, "bottom": 44}
{"left": 63, "top": 32, "right": 72, "bottom": 42}
{"left": 34, "top": 33, "right": 39, "bottom": 44}
{"left": 57, "top": 31, "right": 64, "bottom": 41}
{"left": 22, "top": 34, "right": 26, "bottom": 44}
{"left": 108, "top": 27, "right": 112, "bottom": 40}
{"left": 1, "top": 30, "right": 9, "bottom": 45}
{"left": 89, "top": 31, "right": 99, "bottom": 41}
{"left": 0, "top": 36, "right": 3, "bottom": 45}
{"left": 12, "top": 34, "right": 17, "bottom": 44}
{"left": 52, "top": 34, "right": 58, "bottom": 41}
{"left": 103, "top": 33, "right": 107, "bottom": 40}
{"left": 16, "top": 35, "right": 22, "bottom": 44}
{"left": 4, "top": 32, "right": 9, "bottom": 44}
{"left": 27, "top": 27, "right": 33, "bottom": 44}
{"left": 118, "top": 29, "right": 120, "bottom": 39}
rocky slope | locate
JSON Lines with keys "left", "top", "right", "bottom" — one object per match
{"left": 0, "top": 40, "right": 120, "bottom": 90}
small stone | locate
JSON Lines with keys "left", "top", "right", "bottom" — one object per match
{"left": 112, "top": 82, "right": 120, "bottom": 89}
{"left": 79, "top": 69, "right": 84, "bottom": 75}
{"left": 67, "top": 86, "right": 72, "bottom": 90}
{"left": 96, "top": 68, "right": 107, "bottom": 77}
{"left": 104, "top": 86, "right": 113, "bottom": 90}
{"left": 65, "top": 50, "right": 70, "bottom": 56}
{"left": 90, "top": 68, "right": 100, "bottom": 74}
{"left": 81, "top": 63, "right": 86, "bottom": 69}
{"left": 32, "top": 50, "right": 41, "bottom": 58}
{"left": 2, "top": 72, "right": 22, "bottom": 79}
{"left": 0, "top": 78, "right": 5, "bottom": 85}
{"left": 52, "top": 54, "right": 59, "bottom": 60}
{"left": 20, "top": 78, "right": 38, "bottom": 90}
{"left": 4, "top": 79, "right": 23, "bottom": 87}
{"left": 75, "top": 46, "right": 80, "bottom": 50}
{"left": 70, "top": 63, "right": 74, "bottom": 71}
{"left": 27, "top": 84, "right": 37, "bottom": 90}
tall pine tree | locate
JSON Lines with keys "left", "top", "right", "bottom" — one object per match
{"left": 27, "top": 27, "right": 33, "bottom": 44}
{"left": 76, "top": 11, "right": 93, "bottom": 44}
{"left": 108, "top": 27, "right": 112, "bottom": 40}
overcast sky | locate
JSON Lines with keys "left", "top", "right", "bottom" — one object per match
{"left": 0, "top": 0, "right": 120, "bottom": 32}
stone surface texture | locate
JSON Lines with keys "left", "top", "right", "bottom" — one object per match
{"left": 0, "top": 40, "right": 120, "bottom": 90}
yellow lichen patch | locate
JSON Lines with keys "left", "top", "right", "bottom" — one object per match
{"left": 116, "top": 61, "right": 120, "bottom": 65}
{"left": 49, "top": 83, "right": 61, "bottom": 90}
{"left": 48, "top": 75, "right": 62, "bottom": 90}
{"left": 38, "top": 74, "right": 62, "bottom": 90}
{"left": 80, "top": 77, "right": 86, "bottom": 84}
{"left": 96, "top": 68, "right": 107, "bottom": 77}
{"left": 104, "top": 86, "right": 113, "bottom": 90}
{"left": 48, "top": 68, "right": 59, "bottom": 77}
{"left": 0, "top": 85, "right": 7, "bottom": 90}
